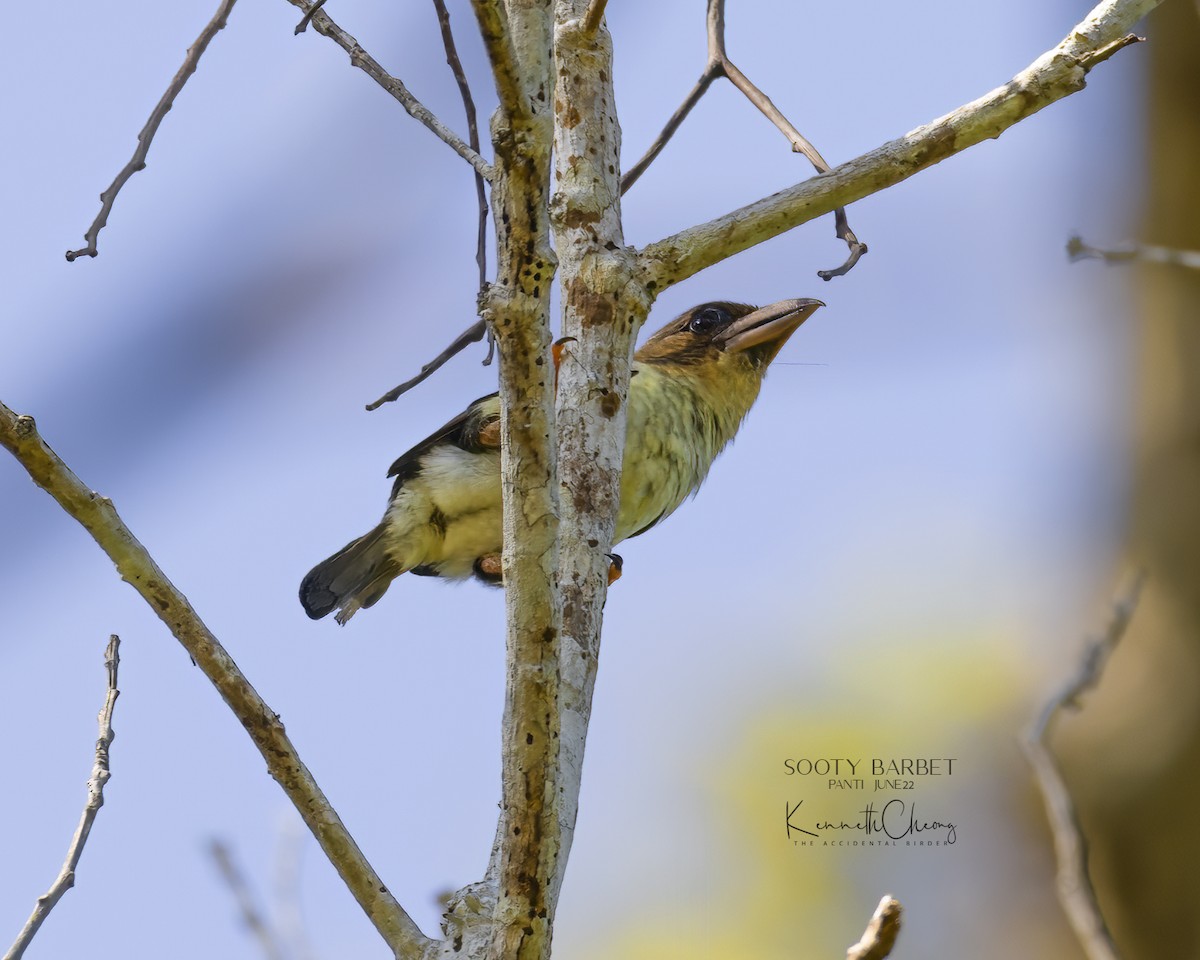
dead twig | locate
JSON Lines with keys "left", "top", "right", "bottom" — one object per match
{"left": 285, "top": 0, "right": 493, "bottom": 181}
{"left": 846, "top": 896, "right": 903, "bottom": 960}
{"left": 65, "top": 0, "right": 239, "bottom": 261}
{"left": 1068, "top": 234, "right": 1200, "bottom": 270}
{"left": 432, "top": 0, "right": 490, "bottom": 296}
{"left": 365, "top": 317, "right": 490, "bottom": 410}
{"left": 210, "top": 839, "right": 288, "bottom": 960}
{"left": 1023, "top": 570, "right": 1146, "bottom": 960}
{"left": 620, "top": 0, "right": 866, "bottom": 280}
{"left": 4, "top": 636, "right": 121, "bottom": 960}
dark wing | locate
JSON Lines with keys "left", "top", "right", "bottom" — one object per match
{"left": 386, "top": 391, "right": 500, "bottom": 496}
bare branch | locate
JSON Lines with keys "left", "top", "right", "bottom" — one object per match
{"left": 637, "top": 0, "right": 1157, "bottom": 292}
{"left": 5, "top": 635, "right": 121, "bottom": 960}
{"left": 0, "top": 403, "right": 432, "bottom": 960}
{"left": 620, "top": 69, "right": 720, "bottom": 195}
{"left": 1068, "top": 234, "right": 1200, "bottom": 270}
{"left": 365, "top": 318, "right": 489, "bottom": 410}
{"left": 286, "top": 0, "right": 494, "bottom": 181}
{"left": 432, "top": 0, "right": 490, "bottom": 296}
{"left": 846, "top": 896, "right": 903, "bottom": 960}
{"left": 364, "top": 0, "right": 496, "bottom": 411}
{"left": 209, "top": 839, "right": 288, "bottom": 960}
{"left": 619, "top": 0, "right": 866, "bottom": 279}
{"left": 1023, "top": 570, "right": 1146, "bottom": 960}
{"left": 65, "top": 0, "right": 238, "bottom": 261}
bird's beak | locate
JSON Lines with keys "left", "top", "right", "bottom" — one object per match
{"left": 716, "top": 298, "right": 825, "bottom": 354}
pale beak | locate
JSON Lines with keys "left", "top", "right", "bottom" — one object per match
{"left": 717, "top": 298, "right": 824, "bottom": 354}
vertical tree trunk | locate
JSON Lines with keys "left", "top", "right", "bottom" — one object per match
{"left": 1079, "top": 4, "right": 1200, "bottom": 956}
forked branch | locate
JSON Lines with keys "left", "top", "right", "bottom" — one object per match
{"left": 637, "top": 0, "right": 1159, "bottom": 292}
{"left": 621, "top": 0, "right": 866, "bottom": 280}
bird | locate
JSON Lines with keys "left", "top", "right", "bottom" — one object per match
{"left": 300, "top": 297, "right": 824, "bottom": 623}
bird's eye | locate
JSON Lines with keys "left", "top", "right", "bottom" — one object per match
{"left": 688, "top": 306, "right": 729, "bottom": 334}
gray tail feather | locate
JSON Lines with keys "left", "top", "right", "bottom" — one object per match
{"left": 299, "top": 524, "right": 403, "bottom": 624}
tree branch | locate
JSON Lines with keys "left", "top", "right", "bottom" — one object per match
{"left": 1023, "top": 570, "right": 1146, "bottom": 960}
{"left": 65, "top": 0, "right": 239, "bottom": 261}
{"left": 0, "top": 403, "right": 431, "bottom": 960}
{"left": 286, "top": 0, "right": 494, "bottom": 182}
{"left": 4, "top": 635, "right": 121, "bottom": 960}
{"left": 846, "top": 896, "right": 903, "bottom": 960}
{"left": 363, "top": 0, "right": 495, "bottom": 411}
{"left": 620, "top": 0, "right": 866, "bottom": 279}
{"left": 431, "top": 0, "right": 490, "bottom": 297}
{"left": 547, "top": 2, "right": 646, "bottom": 919}
{"left": 1068, "top": 234, "right": 1200, "bottom": 269}
{"left": 469, "top": 4, "right": 560, "bottom": 960}
{"left": 636, "top": 0, "right": 1159, "bottom": 293}
{"left": 365, "top": 318, "right": 489, "bottom": 410}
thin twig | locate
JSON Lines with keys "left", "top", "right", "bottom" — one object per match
{"left": 846, "top": 896, "right": 903, "bottom": 960}
{"left": 1068, "top": 234, "right": 1200, "bottom": 270}
{"left": 285, "top": 0, "right": 493, "bottom": 181}
{"left": 365, "top": 318, "right": 489, "bottom": 410}
{"left": 65, "top": 0, "right": 239, "bottom": 261}
{"left": 620, "top": 69, "right": 720, "bottom": 195}
{"left": 4, "top": 636, "right": 121, "bottom": 960}
{"left": 620, "top": 0, "right": 866, "bottom": 279}
{"left": 209, "top": 839, "right": 288, "bottom": 960}
{"left": 0, "top": 404, "right": 431, "bottom": 960}
{"left": 1023, "top": 570, "right": 1146, "bottom": 960}
{"left": 432, "top": 0, "right": 489, "bottom": 295}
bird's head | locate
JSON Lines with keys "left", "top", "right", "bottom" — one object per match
{"left": 634, "top": 299, "right": 824, "bottom": 383}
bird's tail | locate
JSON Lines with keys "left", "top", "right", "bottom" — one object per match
{"left": 300, "top": 524, "right": 403, "bottom": 625}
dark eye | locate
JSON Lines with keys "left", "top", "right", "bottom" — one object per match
{"left": 688, "top": 306, "right": 729, "bottom": 334}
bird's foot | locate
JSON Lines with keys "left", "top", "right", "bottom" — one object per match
{"left": 473, "top": 553, "right": 504, "bottom": 585}
{"left": 477, "top": 420, "right": 501, "bottom": 448}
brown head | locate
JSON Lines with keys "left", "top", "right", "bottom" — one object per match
{"left": 634, "top": 299, "right": 825, "bottom": 377}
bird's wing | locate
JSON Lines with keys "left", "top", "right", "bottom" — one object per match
{"left": 386, "top": 392, "right": 501, "bottom": 494}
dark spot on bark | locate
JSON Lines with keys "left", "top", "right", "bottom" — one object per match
{"left": 562, "top": 207, "right": 601, "bottom": 228}
{"left": 542, "top": 626, "right": 556, "bottom": 644}
{"left": 526, "top": 732, "right": 534, "bottom": 744}
{"left": 600, "top": 393, "right": 620, "bottom": 417}
{"left": 587, "top": 538, "right": 598, "bottom": 547}
{"left": 914, "top": 123, "right": 957, "bottom": 165}
{"left": 453, "top": 935, "right": 463, "bottom": 951}
{"left": 513, "top": 825, "right": 521, "bottom": 835}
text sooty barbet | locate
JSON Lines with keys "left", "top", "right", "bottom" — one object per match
{"left": 300, "top": 298, "right": 824, "bottom": 624}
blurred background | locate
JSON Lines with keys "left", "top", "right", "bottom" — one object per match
{"left": 1, "top": 1, "right": 1196, "bottom": 957}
